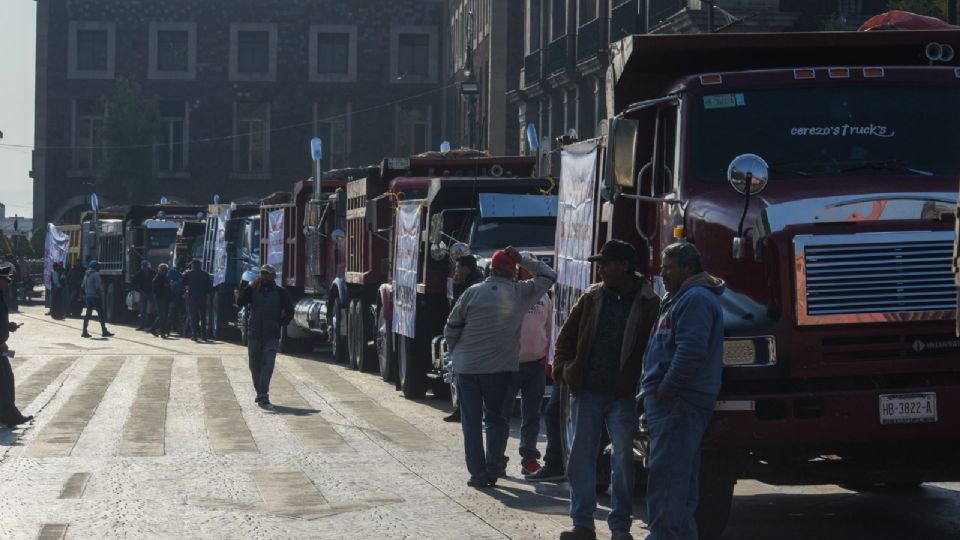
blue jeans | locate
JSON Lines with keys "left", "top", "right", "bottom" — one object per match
{"left": 456, "top": 372, "right": 512, "bottom": 483}
{"left": 543, "top": 380, "right": 563, "bottom": 469}
{"left": 248, "top": 338, "right": 279, "bottom": 402}
{"left": 82, "top": 295, "right": 107, "bottom": 333}
{"left": 505, "top": 361, "right": 546, "bottom": 461}
{"left": 567, "top": 391, "right": 638, "bottom": 532}
{"left": 643, "top": 396, "right": 713, "bottom": 540}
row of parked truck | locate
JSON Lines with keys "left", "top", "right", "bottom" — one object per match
{"left": 55, "top": 27, "right": 960, "bottom": 540}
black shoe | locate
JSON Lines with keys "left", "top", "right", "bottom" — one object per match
{"left": 102, "top": 330, "right": 114, "bottom": 338}
{"left": 524, "top": 463, "right": 566, "bottom": 482}
{"left": 258, "top": 401, "right": 274, "bottom": 411}
{"left": 443, "top": 409, "right": 461, "bottom": 423}
{"left": 558, "top": 527, "right": 597, "bottom": 540}
{"left": 6, "top": 415, "right": 33, "bottom": 429}
{"left": 81, "top": 331, "right": 91, "bottom": 338}
{"left": 467, "top": 477, "right": 497, "bottom": 489}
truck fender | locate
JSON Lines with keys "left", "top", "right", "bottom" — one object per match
{"left": 329, "top": 277, "right": 349, "bottom": 310}
{"left": 378, "top": 284, "right": 393, "bottom": 321}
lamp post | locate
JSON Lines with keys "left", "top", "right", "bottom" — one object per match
{"left": 461, "top": 9, "right": 479, "bottom": 149}
{"left": 310, "top": 137, "right": 323, "bottom": 201}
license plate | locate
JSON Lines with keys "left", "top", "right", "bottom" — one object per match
{"left": 879, "top": 392, "right": 937, "bottom": 425}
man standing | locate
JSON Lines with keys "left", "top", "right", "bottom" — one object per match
{"left": 444, "top": 247, "right": 556, "bottom": 488}
{"left": 554, "top": 240, "right": 660, "bottom": 540}
{"left": 0, "top": 264, "right": 32, "bottom": 428}
{"left": 237, "top": 265, "right": 294, "bottom": 410}
{"left": 508, "top": 254, "right": 553, "bottom": 476}
{"left": 182, "top": 260, "right": 213, "bottom": 342}
{"left": 151, "top": 264, "right": 172, "bottom": 339}
{"left": 640, "top": 242, "right": 724, "bottom": 540}
{"left": 81, "top": 260, "right": 113, "bottom": 339}
{"left": 49, "top": 262, "right": 65, "bottom": 320}
{"left": 132, "top": 261, "right": 155, "bottom": 331}
{"left": 65, "top": 263, "right": 85, "bottom": 317}
{"left": 443, "top": 254, "right": 485, "bottom": 423}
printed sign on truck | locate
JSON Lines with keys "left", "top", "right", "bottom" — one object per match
{"left": 392, "top": 202, "right": 422, "bottom": 339}
{"left": 212, "top": 207, "right": 231, "bottom": 287}
{"left": 267, "top": 209, "right": 284, "bottom": 286}
{"left": 43, "top": 223, "right": 70, "bottom": 290}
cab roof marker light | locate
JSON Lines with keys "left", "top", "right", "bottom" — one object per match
{"left": 793, "top": 68, "right": 816, "bottom": 79}
{"left": 700, "top": 74, "right": 723, "bottom": 85}
{"left": 862, "top": 67, "right": 885, "bottom": 78}
{"left": 828, "top": 67, "right": 851, "bottom": 79}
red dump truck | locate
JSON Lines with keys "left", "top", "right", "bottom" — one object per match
{"left": 558, "top": 29, "right": 960, "bottom": 539}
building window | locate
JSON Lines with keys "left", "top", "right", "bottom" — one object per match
{"left": 390, "top": 26, "right": 438, "bottom": 83}
{"left": 396, "top": 104, "right": 431, "bottom": 155}
{"left": 234, "top": 103, "right": 270, "bottom": 174}
{"left": 148, "top": 22, "right": 197, "bottom": 80}
{"left": 68, "top": 22, "right": 116, "bottom": 79}
{"left": 229, "top": 24, "right": 278, "bottom": 82}
{"left": 526, "top": 0, "right": 542, "bottom": 54}
{"left": 158, "top": 101, "right": 188, "bottom": 173}
{"left": 309, "top": 25, "right": 358, "bottom": 82}
{"left": 314, "top": 102, "right": 351, "bottom": 171}
{"left": 72, "top": 100, "right": 106, "bottom": 171}
{"left": 550, "top": 0, "right": 566, "bottom": 41}
{"left": 579, "top": 0, "right": 598, "bottom": 25}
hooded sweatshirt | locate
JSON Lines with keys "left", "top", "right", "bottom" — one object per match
{"left": 640, "top": 272, "right": 725, "bottom": 410}
{"left": 82, "top": 269, "right": 105, "bottom": 299}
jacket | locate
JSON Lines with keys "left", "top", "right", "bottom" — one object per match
{"left": 183, "top": 268, "right": 212, "bottom": 300}
{"left": 237, "top": 282, "right": 294, "bottom": 341}
{"left": 444, "top": 254, "right": 557, "bottom": 375}
{"left": 131, "top": 269, "right": 154, "bottom": 293}
{"left": 168, "top": 269, "right": 184, "bottom": 297}
{"left": 82, "top": 269, "right": 104, "bottom": 299}
{"left": 0, "top": 291, "right": 9, "bottom": 345}
{"left": 553, "top": 277, "right": 660, "bottom": 397}
{"left": 640, "top": 272, "right": 725, "bottom": 410}
{"left": 152, "top": 272, "right": 172, "bottom": 302}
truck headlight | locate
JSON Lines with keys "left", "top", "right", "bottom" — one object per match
{"left": 722, "top": 336, "right": 776, "bottom": 367}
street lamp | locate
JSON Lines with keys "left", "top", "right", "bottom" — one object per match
{"left": 310, "top": 137, "right": 323, "bottom": 201}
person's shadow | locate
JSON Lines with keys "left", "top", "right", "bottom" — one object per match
{"left": 269, "top": 405, "right": 320, "bottom": 416}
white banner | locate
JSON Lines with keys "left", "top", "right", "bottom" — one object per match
{"left": 267, "top": 209, "right": 284, "bottom": 286}
{"left": 212, "top": 207, "right": 231, "bottom": 287}
{"left": 43, "top": 223, "right": 70, "bottom": 290}
{"left": 554, "top": 141, "right": 598, "bottom": 349}
{"left": 392, "top": 202, "right": 422, "bottom": 339}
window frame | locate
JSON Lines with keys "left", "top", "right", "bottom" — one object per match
{"left": 68, "top": 21, "right": 116, "bottom": 80}
{"left": 232, "top": 102, "right": 271, "bottom": 177}
{"left": 148, "top": 22, "right": 197, "bottom": 81}
{"left": 390, "top": 26, "right": 438, "bottom": 84}
{"left": 157, "top": 101, "right": 190, "bottom": 177}
{"left": 229, "top": 23, "right": 278, "bottom": 82}
{"left": 309, "top": 24, "right": 358, "bottom": 83}
{"left": 71, "top": 99, "right": 108, "bottom": 172}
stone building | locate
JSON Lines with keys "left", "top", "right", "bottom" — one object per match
{"left": 509, "top": 0, "right": 888, "bottom": 155}
{"left": 32, "top": 0, "right": 447, "bottom": 225}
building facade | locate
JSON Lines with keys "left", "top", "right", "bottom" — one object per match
{"left": 509, "top": 0, "right": 888, "bottom": 157}
{"left": 33, "top": 0, "right": 447, "bottom": 225}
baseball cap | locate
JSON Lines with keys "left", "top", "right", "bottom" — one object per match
{"left": 587, "top": 240, "right": 636, "bottom": 264}
{"left": 88, "top": 260, "right": 99, "bottom": 269}
{"left": 260, "top": 264, "right": 278, "bottom": 275}
{"left": 490, "top": 250, "right": 517, "bottom": 271}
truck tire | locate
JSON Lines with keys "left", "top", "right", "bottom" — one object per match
{"left": 329, "top": 297, "right": 348, "bottom": 364}
{"left": 398, "top": 335, "right": 428, "bottom": 399}
{"left": 695, "top": 452, "right": 737, "bottom": 540}
{"left": 376, "top": 306, "right": 395, "bottom": 382}
{"left": 357, "top": 301, "right": 378, "bottom": 373}
{"left": 347, "top": 300, "right": 360, "bottom": 370}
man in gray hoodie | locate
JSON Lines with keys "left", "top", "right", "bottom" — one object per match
{"left": 81, "top": 260, "right": 113, "bottom": 338}
{"left": 640, "top": 242, "right": 725, "bottom": 540}
{"left": 444, "top": 246, "right": 556, "bottom": 488}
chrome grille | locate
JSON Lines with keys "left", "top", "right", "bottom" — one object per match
{"left": 794, "top": 231, "right": 956, "bottom": 325}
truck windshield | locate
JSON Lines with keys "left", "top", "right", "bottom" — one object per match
{"left": 471, "top": 218, "right": 556, "bottom": 250}
{"left": 690, "top": 86, "right": 960, "bottom": 181}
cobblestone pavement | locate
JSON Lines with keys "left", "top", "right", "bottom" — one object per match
{"left": 2, "top": 305, "right": 959, "bottom": 539}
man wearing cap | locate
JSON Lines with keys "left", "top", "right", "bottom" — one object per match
{"left": 182, "top": 260, "right": 213, "bottom": 342}
{"left": 81, "top": 260, "right": 113, "bottom": 339}
{"left": 0, "top": 264, "right": 32, "bottom": 428}
{"left": 237, "top": 264, "right": 294, "bottom": 409}
{"left": 444, "top": 246, "right": 556, "bottom": 488}
{"left": 554, "top": 239, "right": 660, "bottom": 540}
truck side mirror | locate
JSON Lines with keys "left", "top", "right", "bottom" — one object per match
{"left": 429, "top": 214, "right": 443, "bottom": 244}
{"left": 605, "top": 117, "right": 640, "bottom": 188}
{"left": 365, "top": 200, "right": 378, "bottom": 232}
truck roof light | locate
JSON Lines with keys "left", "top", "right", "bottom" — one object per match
{"left": 828, "top": 67, "right": 850, "bottom": 79}
{"left": 699, "top": 73, "right": 723, "bottom": 85}
{"left": 793, "top": 68, "right": 816, "bottom": 79}
{"left": 673, "top": 225, "right": 685, "bottom": 239}
{"left": 862, "top": 67, "right": 885, "bottom": 78}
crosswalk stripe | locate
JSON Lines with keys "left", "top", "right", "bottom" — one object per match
{"left": 197, "top": 356, "right": 258, "bottom": 454}
{"left": 268, "top": 372, "right": 352, "bottom": 453}
{"left": 58, "top": 472, "right": 91, "bottom": 499}
{"left": 119, "top": 357, "right": 173, "bottom": 456}
{"left": 37, "top": 524, "right": 68, "bottom": 540}
{"left": 16, "top": 356, "right": 77, "bottom": 408}
{"left": 25, "top": 356, "right": 125, "bottom": 458}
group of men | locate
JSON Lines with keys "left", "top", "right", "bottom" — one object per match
{"left": 445, "top": 240, "right": 724, "bottom": 540}
{"left": 130, "top": 259, "right": 214, "bottom": 341}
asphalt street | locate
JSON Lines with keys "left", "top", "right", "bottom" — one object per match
{"left": 0, "top": 304, "right": 958, "bottom": 539}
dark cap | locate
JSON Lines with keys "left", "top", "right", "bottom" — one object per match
{"left": 587, "top": 240, "right": 636, "bottom": 264}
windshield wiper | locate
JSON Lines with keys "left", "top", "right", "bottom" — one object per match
{"left": 840, "top": 159, "right": 934, "bottom": 176}
{"left": 766, "top": 161, "right": 817, "bottom": 178}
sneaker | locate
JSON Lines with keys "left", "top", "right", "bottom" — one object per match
{"left": 81, "top": 331, "right": 92, "bottom": 338}
{"left": 258, "top": 401, "right": 274, "bottom": 411}
{"left": 524, "top": 463, "right": 565, "bottom": 482}
{"left": 521, "top": 459, "right": 542, "bottom": 476}
{"left": 102, "top": 331, "right": 114, "bottom": 338}
{"left": 611, "top": 530, "right": 634, "bottom": 540}
{"left": 442, "top": 409, "right": 461, "bottom": 423}
{"left": 558, "top": 527, "right": 597, "bottom": 540}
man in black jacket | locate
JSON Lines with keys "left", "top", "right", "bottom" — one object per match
{"left": 182, "top": 260, "right": 213, "bottom": 342}
{"left": 0, "top": 264, "right": 32, "bottom": 428}
{"left": 237, "top": 265, "right": 294, "bottom": 410}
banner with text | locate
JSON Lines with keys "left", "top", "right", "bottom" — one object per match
{"left": 212, "top": 207, "right": 231, "bottom": 287}
{"left": 267, "top": 209, "right": 284, "bottom": 286}
{"left": 43, "top": 223, "right": 70, "bottom": 290}
{"left": 392, "top": 202, "right": 422, "bottom": 339}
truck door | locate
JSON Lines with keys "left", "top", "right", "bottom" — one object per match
{"left": 652, "top": 104, "right": 682, "bottom": 273}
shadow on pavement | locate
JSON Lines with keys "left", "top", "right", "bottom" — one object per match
{"left": 484, "top": 481, "right": 570, "bottom": 515}
{"left": 270, "top": 405, "right": 321, "bottom": 416}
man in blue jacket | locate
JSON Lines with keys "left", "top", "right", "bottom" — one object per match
{"left": 640, "top": 242, "right": 725, "bottom": 540}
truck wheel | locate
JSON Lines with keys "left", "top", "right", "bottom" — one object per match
{"left": 347, "top": 300, "right": 360, "bottom": 370}
{"left": 329, "top": 297, "right": 348, "bottom": 364}
{"left": 695, "top": 452, "right": 737, "bottom": 540}
{"left": 431, "top": 378, "right": 451, "bottom": 399}
{"left": 398, "top": 335, "right": 427, "bottom": 399}
{"left": 357, "top": 301, "right": 378, "bottom": 373}
{"left": 376, "top": 306, "right": 395, "bottom": 382}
